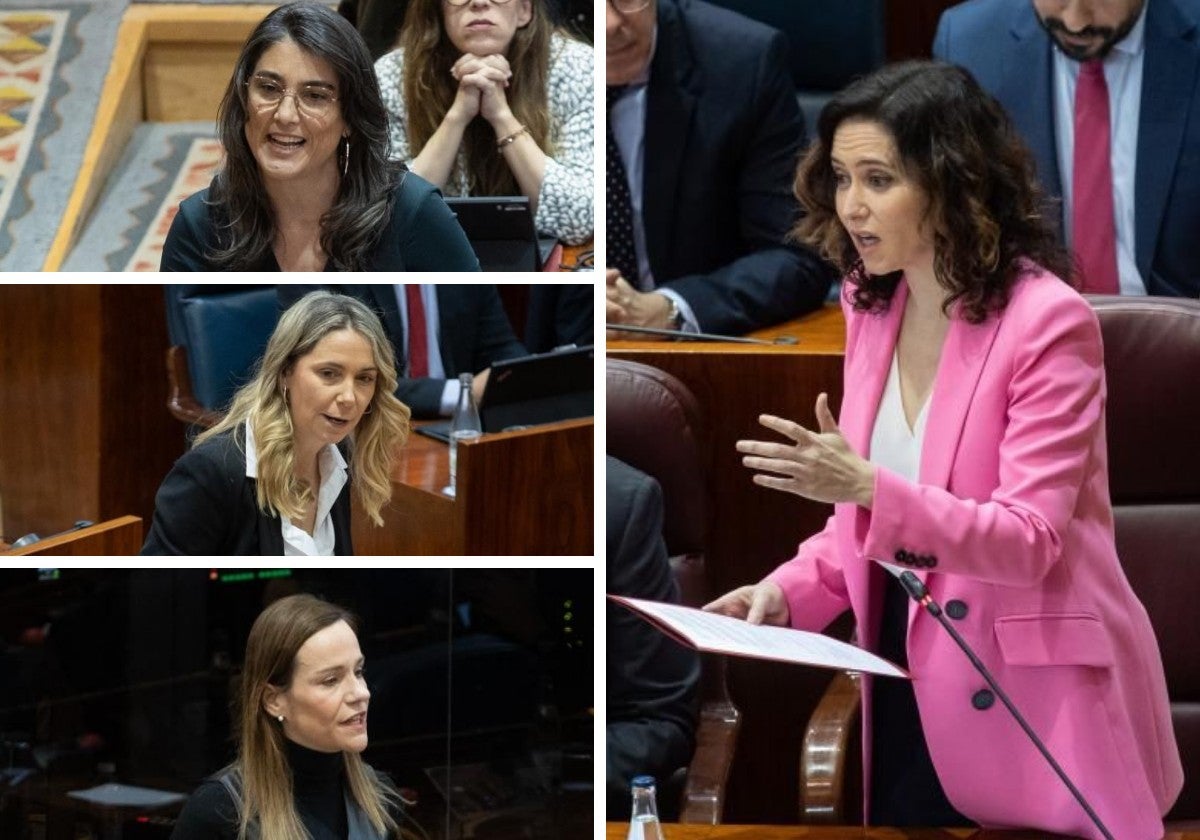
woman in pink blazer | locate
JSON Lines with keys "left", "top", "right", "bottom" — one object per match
{"left": 707, "top": 62, "right": 1181, "bottom": 839}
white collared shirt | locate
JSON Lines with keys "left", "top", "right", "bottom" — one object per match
{"left": 1051, "top": 5, "right": 1147, "bottom": 295}
{"left": 244, "top": 421, "right": 348, "bottom": 557}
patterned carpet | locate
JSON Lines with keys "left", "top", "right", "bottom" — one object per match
{"left": 0, "top": 1, "right": 121, "bottom": 272}
{"left": 62, "top": 123, "right": 221, "bottom": 271}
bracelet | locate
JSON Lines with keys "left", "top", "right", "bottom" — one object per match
{"left": 496, "top": 125, "right": 529, "bottom": 151}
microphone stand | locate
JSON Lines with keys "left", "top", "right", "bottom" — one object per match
{"left": 604, "top": 323, "right": 799, "bottom": 345}
{"left": 895, "top": 570, "right": 1116, "bottom": 840}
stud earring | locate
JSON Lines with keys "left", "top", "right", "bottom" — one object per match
{"left": 277, "top": 715, "right": 285, "bottom": 724}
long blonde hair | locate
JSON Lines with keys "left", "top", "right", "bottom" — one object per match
{"left": 231, "top": 593, "right": 400, "bottom": 840}
{"left": 197, "top": 291, "right": 410, "bottom": 526}
{"left": 399, "top": 0, "right": 555, "bottom": 196}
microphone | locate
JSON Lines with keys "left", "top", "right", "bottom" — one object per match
{"left": 605, "top": 323, "right": 799, "bottom": 345}
{"left": 889, "top": 566, "right": 1116, "bottom": 840}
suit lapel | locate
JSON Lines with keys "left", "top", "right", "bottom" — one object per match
{"left": 643, "top": 0, "right": 697, "bottom": 276}
{"left": 840, "top": 284, "right": 906, "bottom": 650}
{"left": 1003, "top": 6, "right": 1061, "bottom": 203}
{"left": 1135, "top": 0, "right": 1199, "bottom": 276}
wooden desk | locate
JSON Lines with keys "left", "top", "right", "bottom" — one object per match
{"left": 560, "top": 241, "right": 593, "bottom": 272}
{"left": 607, "top": 305, "right": 848, "bottom": 823}
{"left": 352, "top": 418, "right": 593, "bottom": 555}
{"left": 1, "top": 516, "right": 142, "bottom": 556}
{"left": 604, "top": 825, "right": 1199, "bottom": 840}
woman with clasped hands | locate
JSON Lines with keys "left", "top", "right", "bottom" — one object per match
{"left": 375, "top": 0, "right": 593, "bottom": 244}
{"left": 160, "top": 1, "right": 479, "bottom": 271}
{"left": 706, "top": 62, "right": 1181, "bottom": 839}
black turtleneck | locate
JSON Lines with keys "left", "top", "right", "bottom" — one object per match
{"left": 170, "top": 740, "right": 349, "bottom": 840}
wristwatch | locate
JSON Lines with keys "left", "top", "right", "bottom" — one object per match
{"left": 665, "top": 297, "right": 684, "bottom": 331}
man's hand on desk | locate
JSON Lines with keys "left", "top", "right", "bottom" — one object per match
{"left": 606, "top": 269, "right": 676, "bottom": 340}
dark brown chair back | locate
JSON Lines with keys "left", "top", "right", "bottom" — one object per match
{"left": 606, "top": 358, "right": 738, "bottom": 823}
{"left": 1093, "top": 295, "right": 1200, "bottom": 823}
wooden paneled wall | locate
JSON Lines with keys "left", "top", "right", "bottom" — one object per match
{"left": 0, "top": 287, "right": 182, "bottom": 541}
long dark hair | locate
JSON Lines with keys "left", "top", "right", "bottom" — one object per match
{"left": 209, "top": 1, "right": 405, "bottom": 270}
{"left": 399, "top": 0, "right": 554, "bottom": 197}
{"left": 793, "top": 60, "right": 1072, "bottom": 323}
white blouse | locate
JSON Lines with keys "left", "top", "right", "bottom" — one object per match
{"left": 868, "top": 351, "right": 931, "bottom": 484}
{"left": 244, "top": 422, "right": 347, "bottom": 557}
{"left": 374, "top": 33, "right": 595, "bottom": 245}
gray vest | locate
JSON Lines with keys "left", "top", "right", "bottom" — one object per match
{"left": 216, "top": 769, "right": 387, "bottom": 840}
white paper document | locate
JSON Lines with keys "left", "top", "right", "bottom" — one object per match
{"left": 609, "top": 595, "right": 909, "bottom": 679}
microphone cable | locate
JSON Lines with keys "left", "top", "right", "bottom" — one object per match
{"left": 896, "top": 569, "right": 1116, "bottom": 840}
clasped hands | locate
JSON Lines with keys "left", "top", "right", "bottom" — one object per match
{"left": 449, "top": 53, "right": 514, "bottom": 124}
{"left": 702, "top": 394, "right": 876, "bottom": 626}
{"left": 605, "top": 269, "right": 674, "bottom": 340}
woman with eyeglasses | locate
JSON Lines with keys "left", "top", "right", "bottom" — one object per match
{"left": 373, "top": 0, "right": 593, "bottom": 245}
{"left": 160, "top": 1, "right": 479, "bottom": 271}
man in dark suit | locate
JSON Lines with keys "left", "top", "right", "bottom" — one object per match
{"left": 605, "top": 0, "right": 835, "bottom": 340}
{"left": 935, "top": 0, "right": 1200, "bottom": 298}
{"left": 606, "top": 455, "right": 699, "bottom": 820}
{"left": 278, "top": 285, "right": 526, "bottom": 419}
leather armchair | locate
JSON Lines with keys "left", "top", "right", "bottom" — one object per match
{"left": 1091, "top": 295, "right": 1200, "bottom": 827}
{"left": 606, "top": 358, "right": 740, "bottom": 824}
{"left": 163, "top": 285, "right": 278, "bottom": 428}
{"left": 797, "top": 295, "right": 1200, "bottom": 826}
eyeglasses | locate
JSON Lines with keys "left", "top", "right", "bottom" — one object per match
{"left": 608, "top": 0, "right": 651, "bottom": 13}
{"left": 246, "top": 75, "right": 339, "bottom": 118}
{"left": 444, "top": 0, "right": 516, "bottom": 6}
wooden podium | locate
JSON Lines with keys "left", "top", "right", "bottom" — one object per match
{"left": 352, "top": 418, "right": 594, "bottom": 555}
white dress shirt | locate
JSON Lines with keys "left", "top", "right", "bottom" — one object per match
{"left": 394, "top": 284, "right": 461, "bottom": 417}
{"left": 244, "top": 421, "right": 347, "bottom": 557}
{"left": 869, "top": 351, "right": 930, "bottom": 485}
{"left": 1051, "top": 6, "right": 1147, "bottom": 295}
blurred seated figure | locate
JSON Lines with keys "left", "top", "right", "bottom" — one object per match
{"left": 160, "top": 1, "right": 479, "bottom": 272}
{"left": 606, "top": 456, "right": 698, "bottom": 820}
{"left": 279, "top": 284, "right": 526, "bottom": 420}
{"left": 605, "top": 0, "right": 835, "bottom": 340}
{"left": 526, "top": 285, "right": 593, "bottom": 352}
{"left": 375, "top": 0, "right": 593, "bottom": 244}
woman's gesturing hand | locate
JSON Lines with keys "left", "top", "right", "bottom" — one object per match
{"left": 703, "top": 581, "right": 790, "bottom": 626}
{"left": 737, "top": 393, "right": 876, "bottom": 507}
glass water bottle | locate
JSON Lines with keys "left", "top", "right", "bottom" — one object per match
{"left": 627, "top": 775, "right": 665, "bottom": 840}
{"left": 448, "top": 372, "right": 482, "bottom": 496}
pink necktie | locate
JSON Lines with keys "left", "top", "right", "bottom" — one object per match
{"left": 1072, "top": 60, "right": 1119, "bottom": 294}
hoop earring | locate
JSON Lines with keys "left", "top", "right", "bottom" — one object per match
{"left": 362, "top": 403, "right": 373, "bottom": 415}
{"left": 341, "top": 136, "right": 350, "bottom": 178}
{"left": 281, "top": 385, "right": 289, "bottom": 404}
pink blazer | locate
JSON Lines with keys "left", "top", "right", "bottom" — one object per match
{"left": 766, "top": 268, "right": 1182, "bottom": 839}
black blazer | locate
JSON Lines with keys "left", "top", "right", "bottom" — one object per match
{"left": 141, "top": 427, "right": 353, "bottom": 556}
{"left": 277, "top": 285, "right": 527, "bottom": 419}
{"left": 605, "top": 456, "right": 699, "bottom": 819}
{"left": 642, "top": 0, "right": 835, "bottom": 335}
